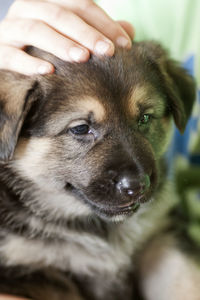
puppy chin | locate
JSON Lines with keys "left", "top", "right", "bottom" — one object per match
{"left": 110, "top": 214, "right": 130, "bottom": 223}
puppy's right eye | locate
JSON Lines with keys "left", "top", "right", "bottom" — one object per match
{"left": 69, "top": 124, "right": 90, "bottom": 135}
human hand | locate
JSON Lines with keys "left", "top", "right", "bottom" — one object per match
{"left": 0, "top": 0, "right": 134, "bottom": 75}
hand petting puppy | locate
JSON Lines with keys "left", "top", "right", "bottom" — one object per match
{"left": 0, "top": 0, "right": 134, "bottom": 75}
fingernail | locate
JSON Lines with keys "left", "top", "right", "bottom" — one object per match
{"left": 116, "top": 36, "right": 131, "bottom": 48}
{"left": 38, "top": 64, "right": 53, "bottom": 74}
{"left": 95, "top": 40, "right": 114, "bottom": 55}
{"left": 69, "top": 47, "right": 88, "bottom": 62}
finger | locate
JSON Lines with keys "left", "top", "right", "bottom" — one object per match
{"left": 7, "top": 1, "right": 115, "bottom": 56}
{"left": 0, "top": 18, "right": 90, "bottom": 62}
{"left": 43, "top": 0, "right": 132, "bottom": 48}
{"left": 41, "top": 0, "right": 133, "bottom": 45}
{"left": 117, "top": 20, "right": 135, "bottom": 41}
{"left": 71, "top": 1, "right": 133, "bottom": 48}
{"left": 0, "top": 45, "right": 54, "bottom": 75}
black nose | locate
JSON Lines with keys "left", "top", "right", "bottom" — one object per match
{"left": 108, "top": 168, "right": 151, "bottom": 200}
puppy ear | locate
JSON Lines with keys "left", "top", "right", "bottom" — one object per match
{"left": 164, "top": 59, "right": 196, "bottom": 132}
{"left": 139, "top": 41, "right": 196, "bottom": 133}
{"left": 0, "top": 71, "right": 39, "bottom": 161}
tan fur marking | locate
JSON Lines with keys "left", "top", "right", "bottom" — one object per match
{"left": 14, "top": 137, "right": 51, "bottom": 163}
{"left": 128, "top": 86, "right": 148, "bottom": 117}
{"left": 78, "top": 97, "right": 106, "bottom": 122}
{"left": 13, "top": 137, "right": 52, "bottom": 183}
{"left": 43, "top": 97, "right": 106, "bottom": 135}
{"left": 128, "top": 85, "right": 166, "bottom": 119}
{"left": 13, "top": 137, "right": 92, "bottom": 218}
{"left": 128, "top": 86, "right": 152, "bottom": 117}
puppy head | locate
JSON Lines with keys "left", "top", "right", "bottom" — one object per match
{"left": 0, "top": 42, "right": 196, "bottom": 221}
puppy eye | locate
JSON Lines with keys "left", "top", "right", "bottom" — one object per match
{"left": 69, "top": 124, "right": 90, "bottom": 135}
{"left": 138, "top": 114, "right": 151, "bottom": 126}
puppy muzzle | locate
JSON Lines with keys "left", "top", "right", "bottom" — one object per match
{"left": 81, "top": 162, "right": 156, "bottom": 219}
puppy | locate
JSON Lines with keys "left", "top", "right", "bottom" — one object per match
{"left": 0, "top": 42, "right": 198, "bottom": 300}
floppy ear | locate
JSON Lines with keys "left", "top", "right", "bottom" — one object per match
{"left": 0, "top": 70, "right": 39, "bottom": 162}
{"left": 164, "top": 59, "right": 196, "bottom": 132}
{"left": 139, "top": 41, "right": 196, "bottom": 133}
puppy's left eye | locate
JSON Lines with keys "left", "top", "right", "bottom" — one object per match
{"left": 69, "top": 124, "right": 90, "bottom": 135}
{"left": 138, "top": 114, "right": 152, "bottom": 126}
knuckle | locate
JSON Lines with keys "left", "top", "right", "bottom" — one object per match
{"left": 81, "top": 0, "right": 96, "bottom": 11}
{"left": 50, "top": 6, "right": 66, "bottom": 23}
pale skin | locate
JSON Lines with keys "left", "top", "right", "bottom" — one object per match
{"left": 0, "top": 0, "right": 134, "bottom": 298}
{"left": 0, "top": 0, "right": 134, "bottom": 75}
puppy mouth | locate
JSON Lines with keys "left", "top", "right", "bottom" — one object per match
{"left": 90, "top": 201, "right": 141, "bottom": 219}
{"left": 65, "top": 182, "right": 142, "bottom": 219}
